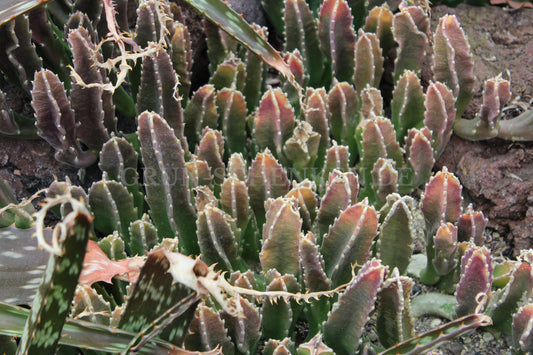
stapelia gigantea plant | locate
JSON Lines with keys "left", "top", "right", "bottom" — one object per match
{"left": 0, "top": 0, "right": 532, "bottom": 354}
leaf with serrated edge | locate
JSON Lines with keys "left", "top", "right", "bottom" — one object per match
{"left": 321, "top": 199, "right": 379, "bottom": 287}
{"left": 138, "top": 111, "right": 197, "bottom": 254}
{"left": 318, "top": 0, "right": 356, "bottom": 82}
{"left": 17, "top": 212, "right": 91, "bottom": 354}
{"left": 260, "top": 197, "right": 302, "bottom": 275}
{"left": 323, "top": 259, "right": 387, "bottom": 355}
{"left": 455, "top": 245, "right": 492, "bottom": 317}
{"left": 180, "top": 0, "right": 296, "bottom": 85}
{"left": 376, "top": 268, "right": 415, "bottom": 348}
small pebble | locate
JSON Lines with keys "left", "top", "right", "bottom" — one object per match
{"left": 367, "top": 331, "right": 378, "bottom": 342}
{"left": 430, "top": 318, "right": 442, "bottom": 328}
{"left": 483, "top": 332, "right": 494, "bottom": 342}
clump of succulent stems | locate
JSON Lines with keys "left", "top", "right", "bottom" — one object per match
{"left": 0, "top": 0, "right": 531, "bottom": 354}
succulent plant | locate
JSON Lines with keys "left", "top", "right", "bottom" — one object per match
{"left": 0, "top": 0, "right": 532, "bottom": 354}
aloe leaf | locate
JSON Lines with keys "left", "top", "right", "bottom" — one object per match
{"left": 119, "top": 249, "right": 198, "bottom": 345}
{"left": 0, "top": 225, "right": 51, "bottom": 304}
{"left": 0, "top": 1, "right": 52, "bottom": 26}
{"left": 180, "top": 0, "right": 296, "bottom": 86}
{"left": 380, "top": 313, "right": 492, "bottom": 355}
{"left": 16, "top": 211, "right": 91, "bottom": 355}
{"left": 0, "top": 302, "right": 215, "bottom": 354}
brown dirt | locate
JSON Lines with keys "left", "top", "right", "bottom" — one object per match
{"left": 432, "top": 4, "right": 533, "bottom": 256}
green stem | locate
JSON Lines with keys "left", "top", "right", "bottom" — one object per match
{"left": 420, "top": 239, "right": 440, "bottom": 285}
{"left": 113, "top": 86, "right": 136, "bottom": 119}
{"left": 498, "top": 110, "right": 533, "bottom": 141}
{"left": 453, "top": 117, "right": 498, "bottom": 141}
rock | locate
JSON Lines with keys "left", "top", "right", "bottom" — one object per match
{"left": 228, "top": 0, "right": 267, "bottom": 27}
